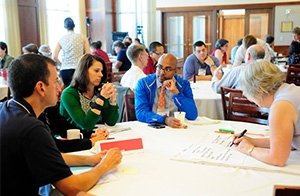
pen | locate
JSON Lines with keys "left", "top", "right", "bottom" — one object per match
{"left": 218, "top": 128, "right": 235, "bottom": 134}
{"left": 230, "top": 129, "right": 247, "bottom": 147}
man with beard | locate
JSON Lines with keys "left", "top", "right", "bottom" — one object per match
{"left": 135, "top": 53, "right": 198, "bottom": 128}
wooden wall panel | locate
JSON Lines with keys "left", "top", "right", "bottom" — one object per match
{"left": 18, "top": 0, "right": 40, "bottom": 52}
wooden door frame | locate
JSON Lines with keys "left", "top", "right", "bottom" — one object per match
{"left": 244, "top": 8, "right": 274, "bottom": 36}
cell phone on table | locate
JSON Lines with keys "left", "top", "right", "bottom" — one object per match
{"left": 148, "top": 123, "right": 165, "bottom": 129}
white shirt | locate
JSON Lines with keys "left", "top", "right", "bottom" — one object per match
{"left": 120, "top": 64, "right": 146, "bottom": 92}
{"left": 233, "top": 38, "right": 271, "bottom": 67}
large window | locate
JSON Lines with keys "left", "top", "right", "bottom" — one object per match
{"left": 45, "top": 0, "right": 78, "bottom": 52}
{"left": 0, "top": 0, "right": 5, "bottom": 41}
{"left": 117, "top": 0, "right": 148, "bottom": 45}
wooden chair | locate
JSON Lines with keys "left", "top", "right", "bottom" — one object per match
{"left": 110, "top": 71, "right": 126, "bottom": 83}
{"left": 220, "top": 86, "right": 243, "bottom": 120}
{"left": 124, "top": 94, "right": 136, "bottom": 121}
{"left": 286, "top": 64, "right": 300, "bottom": 86}
{"left": 106, "top": 62, "right": 113, "bottom": 82}
{"left": 228, "top": 91, "right": 270, "bottom": 125}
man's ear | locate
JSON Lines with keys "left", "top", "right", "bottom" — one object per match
{"left": 35, "top": 81, "right": 46, "bottom": 96}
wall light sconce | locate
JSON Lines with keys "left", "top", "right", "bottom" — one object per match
{"left": 285, "top": 9, "right": 291, "bottom": 16}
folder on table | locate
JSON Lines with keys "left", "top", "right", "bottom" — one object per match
{"left": 95, "top": 138, "right": 143, "bottom": 154}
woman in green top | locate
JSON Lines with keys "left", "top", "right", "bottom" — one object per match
{"left": 60, "top": 54, "right": 119, "bottom": 135}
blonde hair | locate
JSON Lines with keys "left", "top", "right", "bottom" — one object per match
{"left": 238, "top": 60, "right": 285, "bottom": 100}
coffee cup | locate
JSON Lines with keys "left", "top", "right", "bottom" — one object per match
{"left": 67, "top": 129, "right": 83, "bottom": 140}
{"left": 174, "top": 111, "right": 186, "bottom": 127}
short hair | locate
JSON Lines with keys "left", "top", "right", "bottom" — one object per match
{"left": 64, "top": 17, "right": 75, "bottom": 30}
{"left": 126, "top": 44, "right": 146, "bottom": 63}
{"left": 90, "top": 42, "right": 101, "bottom": 50}
{"left": 23, "top": 43, "right": 39, "bottom": 54}
{"left": 243, "top": 35, "right": 257, "bottom": 49}
{"left": 264, "top": 34, "right": 274, "bottom": 44}
{"left": 134, "top": 38, "right": 141, "bottom": 43}
{"left": 71, "top": 54, "right": 107, "bottom": 93}
{"left": 292, "top": 27, "right": 300, "bottom": 35}
{"left": 193, "top": 41, "right": 206, "bottom": 50}
{"left": 289, "top": 41, "right": 300, "bottom": 55}
{"left": 215, "top": 38, "right": 228, "bottom": 49}
{"left": 39, "top": 44, "right": 51, "bottom": 57}
{"left": 8, "top": 54, "right": 56, "bottom": 98}
{"left": 112, "top": 40, "right": 125, "bottom": 49}
{"left": 237, "top": 39, "right": 243, "bottom": 46}
{"left": 148, "top": 41, "right": 163, "bottom": 53}
{"left": 239, "top": 60, "right": 285, "bottom": 101}
{"left": 247, "top": 45, "right": 265, "bottom": 60}
{"left": 0, "top": 41, "right": 8, "bottom": 54}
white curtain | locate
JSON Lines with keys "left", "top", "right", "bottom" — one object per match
{"left": 38, "top": 0, "right": 49, "bottom": 45}
{"left": 2, "top": 0, "right": 21, "bottom": 57}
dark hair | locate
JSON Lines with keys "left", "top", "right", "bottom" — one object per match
{"left": 193, "top": 41, "right": 206, "bottom": 50}
{"left": 289, "top": 41, "right": 300, "bottom": 55}
{"left": 264, "top": 34, "right": 274, "bottom": 44}
{"left": 0, "top": 41, "right": 8, "bottom": 54}
{"left": 90, "top": 42, "right": 101, "bottom": 50}
{"left": 237, "top": 39, "right": 243, "bottom": 46}
{"left": 112, "top": 40, "right": 125, "bottom": 49}
{"left": 64, "top": 17, "right": 75, "bottom": 30}
{"left": 134, "top": 38, "right": 141, "bottom": 43}
{"left": 149, "top": 41, "right": 163, "bottom": 53}
{"left": 215, "top": 38, "right": 228, "bottom": 49}
{"left": 23, "top": 43, "right": 39, "bottom": 54}
{"left": 8, "top": 54, "right": 56, "bottom": 98}
{"left": 96, "top": 40, "right": 102, "bottom": 48}
{"left": 71, "top": 54, "right": 107, "bottom": 93}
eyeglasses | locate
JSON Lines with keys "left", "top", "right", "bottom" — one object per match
{"left": 156, "top": 64, "right": 176, "bottom": 73}
{"left": 153, "top": 52, "right": 164, "bottom": 56}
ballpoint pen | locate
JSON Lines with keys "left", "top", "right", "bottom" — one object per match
{"left": 230, "top": 129, "right": 247, "bottom": 147}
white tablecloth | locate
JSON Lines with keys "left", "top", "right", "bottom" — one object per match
{"left": 0, "top": 83, "right": 8, "bottom": 100}
{"left": 69, "top": 121, "right": 300, "bottom": 196}
{"left": 191, "top": 81, "right": 223, "bottom": 120}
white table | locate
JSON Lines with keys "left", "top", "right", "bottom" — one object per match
{"left": 69, "top": 121, "right": 300, "bottom": 196}
{"left": 0, "top": 79, "right": 8, "bottom": 100}
{"left": 190, "top": 81, "right": 223, "bottom": 120}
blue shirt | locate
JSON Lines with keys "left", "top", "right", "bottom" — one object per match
{"left": 183, "top": 54, "right": 220, "bottom": 80}
{"left": 117, "top": 48, "right": 131, "bottom": 71}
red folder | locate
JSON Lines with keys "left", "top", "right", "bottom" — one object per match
{"left": 96, "top": 138, "right": 143, "bottom": 153}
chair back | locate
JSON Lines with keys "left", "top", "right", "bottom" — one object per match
{"left": 220, "top": 86, "right": 243, "bottom": 120}
{"left": 111, "top": 71, "right": 126, "bottom": 82}
{"left": 106, "top": 62, "right": 113, "bottom": 82}
{"left": 286, "top": 64, "right": 300, "bottom": 86}
{"left": 228, "top": 91, "right": 269, "bottom": 125}
{"left": 115, "top": 84, "right": 133, "bottom": 122}
{"left": 124, "top": 94, "right": 136, "bottom": 121}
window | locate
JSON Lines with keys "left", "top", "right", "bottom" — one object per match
{"left": 0, "top": 0, "right": 5, "bottom": 40}
{"left": 117, "top": 0, "right": 148, "bottom": 45}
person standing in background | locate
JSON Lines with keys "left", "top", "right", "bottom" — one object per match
{"left": 53, "top": 17, "right": 90, "bottom": 87}
{"left": 0, "top": 41, "right": 14, "bottom": 69}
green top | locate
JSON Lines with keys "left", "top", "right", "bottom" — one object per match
{"left": 60, "top": 86, "right": 119, "bottom": 131}
{"left": 0, "top": 54, "right": 14, "bottom": 69}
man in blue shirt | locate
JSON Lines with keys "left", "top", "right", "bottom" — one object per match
{"left": 135, "top": 53, "right": 198, "bottom": 128}
{"left": 183, "top": 41, "right": 221, "bottom": 81}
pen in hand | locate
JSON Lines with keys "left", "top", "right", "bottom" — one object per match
{"left": 230, "top": 129, "right": 247, "bottom": 147}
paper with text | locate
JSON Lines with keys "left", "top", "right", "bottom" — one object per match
{"left": 171, "top": 133, "right": 300, "bottom": 175}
